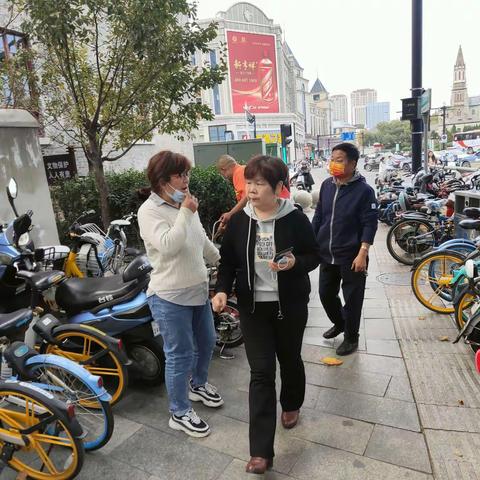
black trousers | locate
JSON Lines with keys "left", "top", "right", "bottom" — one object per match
{"left": 240, "top": 301, "right": 308, "bottom": 459}
{"left": 319, "top": 263, "right": 367, "bottom": 342}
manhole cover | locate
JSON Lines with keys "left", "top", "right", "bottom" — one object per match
{"left": 376, "top": 272, "right": 411, "bottom": 286}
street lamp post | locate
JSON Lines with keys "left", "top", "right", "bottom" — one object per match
{"left": 411, "top": 0, "right": 423, "bottom": 173}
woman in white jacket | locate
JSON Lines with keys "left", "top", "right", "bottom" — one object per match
{"left": 138, "top": 150, "right": 223, "bottom": 438}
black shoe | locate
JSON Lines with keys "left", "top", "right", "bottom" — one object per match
{"left": 323, "top": 325, "right": 344, "bottom": 339}
{"left": 336, "top": 339, "right": 359, "bottom": 356}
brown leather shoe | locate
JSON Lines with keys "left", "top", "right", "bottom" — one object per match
{"left": 281, "top": 410, "right": 299, "bottom": 429}
{"left": 245, "top": 457, "right": 273, "bottom": 474}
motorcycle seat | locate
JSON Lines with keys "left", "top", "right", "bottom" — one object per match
{"left": 55, "top": 274, "right": 148, "bottom": 314}
{"left": 16, "top": 270, "right": 66, "bottom": 291}
{"left": 0, "top": 309, "right": 33, "bottom": 333}
{"left": 463, "top": 207, "right": 480, "bottom": 219}
{"left": 459, "top": 219, "right": 480, "bottom": 230}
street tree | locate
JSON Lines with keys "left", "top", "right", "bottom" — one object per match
{"left": 9, "top": 0, "right": 226, "bottom": 225}
{"left": 364, "top": 120, "right": 411, "bottom": 151}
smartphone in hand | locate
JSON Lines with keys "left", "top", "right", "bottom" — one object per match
{"left": 273, "top": 247, "right": 293, "bottom": 263}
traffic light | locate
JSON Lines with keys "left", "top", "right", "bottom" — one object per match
{"left": 280, "top": 124, "right": 292, "bottom": 163}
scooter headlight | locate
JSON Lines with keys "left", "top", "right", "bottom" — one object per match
{"left": 18, "top": 233, "right": 30, "bottom": 248}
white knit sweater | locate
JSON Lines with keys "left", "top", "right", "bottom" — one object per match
{"left": 137, "top": 195, "right": 220, "bottom": 294}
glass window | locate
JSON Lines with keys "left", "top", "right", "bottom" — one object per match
{"left": 208, "top": 125, "right": 227, "bottom": 142}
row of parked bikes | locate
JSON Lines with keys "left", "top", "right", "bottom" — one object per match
{"left": 0, "top": 178, "right": 242, "bottom": 479}
{"left": 376, "top": 166, "right": 480, "bottom": 374}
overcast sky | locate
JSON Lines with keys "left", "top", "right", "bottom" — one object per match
{"left": 196, "top": 0, "right": 480, "bottom": 121}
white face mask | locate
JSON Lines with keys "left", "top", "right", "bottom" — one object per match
{"left": 166, "top": 183, "right": 186, "bottom": 203}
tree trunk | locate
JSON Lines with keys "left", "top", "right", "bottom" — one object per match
{"left": 86, "top": 133, "right": 110, "bottom": 228}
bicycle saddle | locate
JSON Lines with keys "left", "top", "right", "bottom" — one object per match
{"left": 459, "top": 219, "right": 480, "bottom": 230}
{"left": 463, "top": 207, "right": 480, "bottom": 219}
{"left": 0, "top": 309, "right": 33, "bottom": 334}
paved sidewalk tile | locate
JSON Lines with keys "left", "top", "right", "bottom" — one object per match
{"left": 418, "top": 404, "right": 480, "bottom": 432}
{"left": 385, "top": 376, "right": 415, "bottom": 403}
{"left": 364, "top": 425, "right": 432, "bottom": 473}
{"left": 196, "top": 413, "right": 310, "bottom": 475}
{"left": 304, "top": 362, "right": 391, "bottom": 397}
{"left": 366, "top": 339, "right": 402, "bottom": 357}
{"left": 404, "top": 353, "right": 480, "bottom": 408}
{"left": 111, "top": 425, "right": 232, "bottom": 480}
{"left": 291, "top": 407, "right": 374, "bottom": 455}
{"left": 217, "top": 459, "right": 297, "bottom": 480}
{"left": 364, "top": 317, "right": 397, "bottom": 340}
{"left": 315, "top": 389, "right": 421, "bottom": 432}
{"left": 424, "top": 429, "right": 480, "bottom": 480}
{"left": 351, "top": 353, "right": 408, "bottom": 377}
{"left": 290, "top": 442, "right": 432, "bottom": 480}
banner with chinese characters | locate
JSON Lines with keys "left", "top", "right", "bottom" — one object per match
{"left": 43, "top": 150, "right": 77, "bottom": 185}
{"left": 227, "top": 31, "right": 279, "bottom": 114}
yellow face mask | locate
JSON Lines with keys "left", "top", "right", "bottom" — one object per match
{"left": 329, "top": 161, "right": 345, "bottom": 177}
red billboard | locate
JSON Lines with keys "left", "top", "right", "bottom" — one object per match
{"left": 227, "top": 31, "right": 279, "bottom": 114}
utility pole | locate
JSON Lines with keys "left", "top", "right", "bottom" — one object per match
{"left": 411, "top": 0, "right": 423, "bottom": 173}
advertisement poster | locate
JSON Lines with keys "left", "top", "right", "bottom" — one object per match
{"left": 227, "top": 31, "right": 279, "bottom": 114}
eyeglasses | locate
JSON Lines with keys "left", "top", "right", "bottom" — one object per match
{"left": 171, "top": 171, "right": 190, "bottom": 179}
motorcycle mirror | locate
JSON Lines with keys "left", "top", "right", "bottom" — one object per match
{"left": 6, "top": 178, "right": 19, "bottom": 217}
{"left": 465, "top": 259, "right": 476, "bottom": 279}
{"left": 7, "top": 178, "right": 18, "bottom": 199}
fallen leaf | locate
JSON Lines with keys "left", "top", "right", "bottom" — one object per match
{"left": 320, "top": 357, "right": 344, "bottom": 366}
{"left": 458, "top": 400, "right": 465, "bottom": 406}
{"left": 418, "top": 316, "right": 426, "bottom": 321}
{"left": 454, "top": 449, "right": 464, "bottom": 458}
{"left": 16, "top": 473, "right": 28, "bottom": 480}
{"left": 439, "top": 336, "right": 450, "bottom": 342}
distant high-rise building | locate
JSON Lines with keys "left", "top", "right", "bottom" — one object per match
{"left": 351, "top": 89, "right": 377, "bottom": 127}
{"left": 330, "top": 94, "right": 348, "bottom": 123}
{"left": 366, "top": 102, "right": 390, "bottom": 130}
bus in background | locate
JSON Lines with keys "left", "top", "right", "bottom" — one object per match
{"left": 453, "top": 130, "right": 480, "bottom": 153}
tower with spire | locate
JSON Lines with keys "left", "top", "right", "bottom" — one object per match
{"left": 451, "top": 45, "right": 468, "bottom": 107}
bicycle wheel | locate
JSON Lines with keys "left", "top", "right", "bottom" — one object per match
{"left": 454, "top": 288, "right": 480, "bottom": 352}
{"left": 27, "top": 361, "right": 114, "bottom": 451}
{"left": 454, "top": 288, "right": 477, "bottom": 330}
{"left": 386, "top": 219, "right": 435, "bottom": 265}
{"left": 0, "top": 382, "right": 84, "bottom": 479}
{"left": 411, "top": 250, "right": 465, "bottom": 313}
{"left": 41, "top": 330, "right": 128, "bottom": 406}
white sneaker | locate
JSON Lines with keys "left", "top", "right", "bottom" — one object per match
{"left": 189, "top": 382, "right": 224, "bottom": 408}
{"left": 168, "top": 408, "right": 210, "bottom": 438}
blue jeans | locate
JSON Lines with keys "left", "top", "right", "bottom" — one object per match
{"left": 147, "top": 295, "right": 216, "bottom": 416}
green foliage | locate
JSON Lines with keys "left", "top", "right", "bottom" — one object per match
{"left": 50, "top": 167, "right": 235, "bottom": 243}
{"left": 364, "top": 120, "right": 412, "bottom": 150}
{"left": 12, "top": 0, "right": 227, "bottom": 225}
{"left": 189, "top": 166, "right": 236, "bottom": 236}
{"left": 463, "top": 124, "right": 480, "bottom": 132}
{"left": 50, "top": 169, "right": 147, "bottom": 241}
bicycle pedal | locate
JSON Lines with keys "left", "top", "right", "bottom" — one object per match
{"left": 0, "top": 443, "right": 16, "bottom": 464}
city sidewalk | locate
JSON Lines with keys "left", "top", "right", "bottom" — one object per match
{"left": 5, "top": 165, "right": 480, "bottom": 479}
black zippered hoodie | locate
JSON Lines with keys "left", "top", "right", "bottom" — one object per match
{"left": 312, "top": 173, "right": 378, "bottom": 265}
{"left": 215, "top": 205, "right": 321, "bottom": 313}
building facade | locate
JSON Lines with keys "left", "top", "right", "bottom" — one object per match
{"left": 365, "top": 102, "right": 390, "bottom": 130}
{"left": 330, "top": 94, "right": 348, "bottom": 123}
{"left": 196, "top": 3, "right": 333, "bottom": 162}
{"left": 351, "top": 88, "right": 377, "bottom": 127}
{"left": 431, "top": 45, "right": 480, "bottom": 134}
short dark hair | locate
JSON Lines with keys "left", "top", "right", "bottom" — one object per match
{"left": 146, "top": 150, "right": 191, "bottom": 195}
{"left": 332, "top": 142, "right": 360, "bottom": 163}
{"left": 244, "top": 155, "right": 288, "bottom": 192}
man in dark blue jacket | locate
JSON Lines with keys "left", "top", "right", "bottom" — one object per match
{"left": 312, "top": 143, "right": 378, "bottom": 356}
